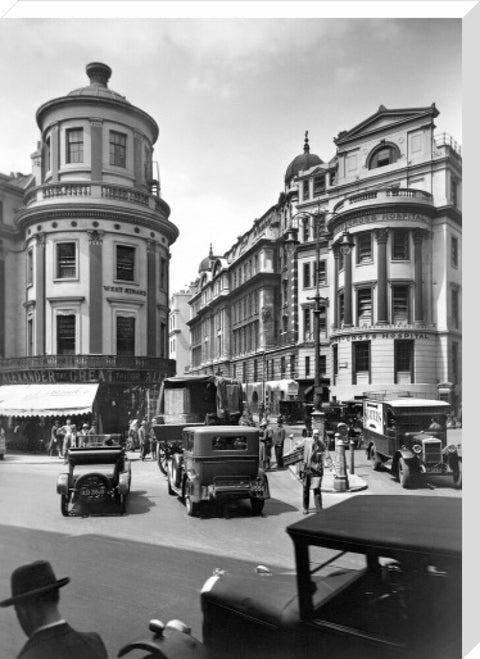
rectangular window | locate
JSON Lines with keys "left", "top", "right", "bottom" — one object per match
{"left": 314, "top": 260, "right": 326, "bottom": 286}
{"left": 27, "top": 248, "right": 33, "bottom": 286}
{"left": 253, "top": 359, "right": 258, "bottom": 382}
{"left": 116, "top": 245, "right": 135, "bottom": 281}
{"left": 109, "top": 131, "right": 127, "bottom": 167}
{"left": 313, "top": 174, "right": 326, "bottom": 196}
{"left": 319, "top": 307, "right": 327, "bottom": 333}
{"left": 160, "top": 257, "right": 167, "bottom": 289}
{"left": 357, "top": 288, "right": 372, "bottom": 325}
{"left": 302, "top": 179, "right": 310, "bottom": 200}
{"left": 452, "top": 288, "right": 459, "bottom": 328}
{"left": 117, "top": 316, "right": 135, "bottom": 355}
{"left": 290, "top": 354, "right": 295, "bottom": 378}
{"left": 338, "top": 293, "right": 345, "bottom": 325}
{"left": 452, "top": 341, "right": 458, "bottom": 384}
{"left": 451, "top": 178, "right": 458, "bottom": 206}
{"left": 303, "top": 307, "right": 311, "bottom": 340}
{"left": 338, "top": 249, "right": 345, "bottom": 271}
{"left": 392, "top": 285, "right": 409, "bottom": 323}
{"left": 451, "top": 236, "right": 458, "bottom": 268}
{"left": 319, "top": 354, "right": 326, "bottom": 375}
{"left": 280, "top": 356, "right": 286, "bottom": 378}
{"left": 332, "top": 345, "right": 338, "bottom": 378}
{"left": 160, "top": 322, "right": 167, "bottom": 358}
{"left": 57, "top": 314, "right": 76, "bottom": 355}
{"left": 356, "top": 232, "right": 372, "bottom": 264}
{"left": 394, "top": 339, "right": 414, "bottom": 383}
{"left": 66, "top": 128, "right": 83, "bottom": 164}
{"left": 305, "top": 356, "right": 310, "bottom": 377}
{"left": 45, "top": 138, "right": 51, "bottom": 172}
{"left": 303, "top": 262, "right": 311, "bottom": 288}
{"left": 353, "top": 341, "right": 370, "bottom": 384}
{"left": 242, "top": 362, "right": 246, "bottom": 382}
{"left": 302, "top": 220, "right": 310, "bottom": 243}
{"left": 56, "top": 242, "right": 76, "bottom": 279}
{"left": 392, "top": 229, "right": 410, "bottom": 260}
{"left": 27, "top": 318, "right": 33, "bottom": 357}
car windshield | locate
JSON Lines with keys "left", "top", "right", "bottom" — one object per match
{"left": 212, "top": 436, "right": 248, "bottom": 451}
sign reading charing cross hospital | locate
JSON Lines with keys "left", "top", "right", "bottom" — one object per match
{"left": 335, "top": 212, "right": 430, "bottom": 235}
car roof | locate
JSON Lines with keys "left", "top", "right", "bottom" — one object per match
{"left": 366, "top": 399, "right": 450, "bottom": 409}
{"left": 287, "top": 495, "right": 460, "bottom": 560}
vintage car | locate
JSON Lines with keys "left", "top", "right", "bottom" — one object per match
{"left": 166, "top": 426, "right": 270, "bottom": 516}
{"left": 56, "top": 445, "right": 131, "bottom": 516}
{"left": 200, "top": 495, "right": 461, "bottom": 659}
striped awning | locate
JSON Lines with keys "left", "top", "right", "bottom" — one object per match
{"left": 0, "top": 383, "right": 99, "bottom": 417}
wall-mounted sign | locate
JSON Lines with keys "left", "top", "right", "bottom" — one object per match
{"left": 103, "top": 286, "right": 147, "bottom": 296}
{"left": 336, "top": 212, "right": 430, "bottom": 237}
{"left": 2, "top": 368, "right": 167, "bottom": 386}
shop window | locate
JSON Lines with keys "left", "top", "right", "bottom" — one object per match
{"left": 357, "top": 288, "right": 372, "bottom": 325}
{"left": 117, "top": 316, "right": 135, "bottom": 356}
{"left": 109, "top": 131, "right": 127, "bottom": 167}
{"left": 56, "top": 242, "right": 77, "bottom": 279}
{"left": 57, "top": 314, "right": 76, "bottom": 355}
{"left": 303, "top": 262, "right": 311, "bottom": 288}
{"left": 356, "top": 232, "right": 372, "bottom": 264}
{"left": 451, "top": 236, "right": 458, "bottom": 268}
{"left": 66, "top": 128, "right": 83, "bottom": 164}
{"left": 392, "top": 229, "right": 410, "bottom": 260}
{"left": 394, "top": 339, "right": 414, "bottom": 383}
{"left": 368, "top": 143, "right": 399, "bottom": 169}
{"left": 27, "top": 248, "right": 33, "bottom": 286}
{"left": 313, "top": 174, "right": 326, "bottom": 196}
{"left": 392, "top": 285, "right": 409, "bottom": 324}
{"left": 116, "top": 245, "right": 135, "bottom": 282}
{"left": 352, "top": 341, "right": 370, "bottom": 384}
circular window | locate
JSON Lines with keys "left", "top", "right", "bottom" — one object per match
{"left": 71, "top": 221, "right": 77, "bottom": 227}
{"left": 114, "top": 224, "right": 121, "bottom": 230}
{"left": 92, "top": 221, "right": 99, "bottom": 228}
{"left": 150, "top": 232, "right": 155, "bottom": 238}
{"left": 36, "top": 225, "right": 42, "bottom": 231}
{"left": 52, "top": 222, "right": 58, "bottom": 228}
{"left": 134, "top": 227, "right": 140, "bottom": 233}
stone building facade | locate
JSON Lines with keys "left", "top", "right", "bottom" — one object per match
{"left": 0, "top": 63, "right": 178, "bottom": 439}
{"left": 187, "top": 104, "right": 462, "bottom": 417}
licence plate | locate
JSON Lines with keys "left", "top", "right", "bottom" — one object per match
{"left": 80, "top": 487, "right": 106, "bottom": 498}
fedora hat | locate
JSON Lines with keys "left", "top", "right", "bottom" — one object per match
{"left": 0, "top": 561, "right": 70, "bottom": 607}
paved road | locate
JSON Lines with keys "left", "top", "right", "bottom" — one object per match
{"left": 0, "top": 430, "right": 462, "bottom": 657}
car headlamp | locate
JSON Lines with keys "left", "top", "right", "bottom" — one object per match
{"left": 412, "top": 444, "right": 422, "bottom": 454}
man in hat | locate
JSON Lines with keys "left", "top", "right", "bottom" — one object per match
{"left": 1, "top": 560, "right": 108, "bottom": 658}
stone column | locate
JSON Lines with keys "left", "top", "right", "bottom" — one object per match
{"left": 35, "top": 233, "right": 46, "bottom": 354}
{"left": 88, "top": 230, "right": 104, "bottom": 353}
{"left": 89, "top": 119, "right": 103, "bottom": 181}
{"left": 134, "top": 131, "right": 143, "bottom": 188}
{"left": 343, "top": 248, "right": 353, "bottom": 327}
{"left": 413, "top": 229, "right": 426, "bottom": 325}
{"left": 333, "top": 247, "right": 339, "bottom": 328}
{"left": 375, "top": 228, "right": 389, "bottom": 324}
{"left": 147, "top": 240, "right": 157, "bottom": 356}
{"left": 50, "top": 124, "right": 60, "bottom": 183}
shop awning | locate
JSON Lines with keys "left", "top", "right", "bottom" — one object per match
{"left": 0, "top": 384, "right": 99, "bottom": 417}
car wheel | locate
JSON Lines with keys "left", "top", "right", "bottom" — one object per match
{"left": 119, "top": 493, "right": 127, "bottom": 514}
{"left": 60, "top": 494, "right": 70, "bottom": 517}
{"left": 167, "top": 470, "right": 175, "bottom": 496}
{"left": 452, "top": 466, "right": 462, "bottom": 489}
{"left": 157, "top": 446, "right": 168, "bottom": 475}
{"left": 398, "top": 458, "right": 415, "bottom": 489}
{"left": 371, "top": 447, "right": 382, "bottom": 471}
{"left": 184, "top": 481, "right": 198, "bottom": 517}
{"left": 250, "top": 498, "right": 264, "bottom": 515}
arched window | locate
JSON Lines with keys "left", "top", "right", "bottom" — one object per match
{"left": 367, "top": 143, "right": 400, "bottom": 169}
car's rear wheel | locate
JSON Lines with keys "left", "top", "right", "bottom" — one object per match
{"left": 371, "top": 447, "right": 382, "bottom": 471}
{"left": 184, "top": 480, "right": 198, "bottom": 517}
{"left": 119, "top": 493, "right": 127, "bottom": 514}
{"left": 250, "top": 498, "right": 264, "bottom": 515}
{"left": 157, "top": 445, "right": 168, "bottom": 475}
{"left": 60, "top": 494, "right": 70, "bottom": 516}
{"left": 398, "top": 458, "right": 415, "bottom": 489}
{"left": 452, "top": 466, "right": 462, "bottom": 489}
{"left": 167, "top": 470, "right": 175, "bottom": 496}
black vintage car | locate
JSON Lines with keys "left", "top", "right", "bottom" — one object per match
{"left": 56, "top": 445, "right": 131, "bottom": 516}
{"left": 200, "top": 495, "right": 461, "bottom": 659}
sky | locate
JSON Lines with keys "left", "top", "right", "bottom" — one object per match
{"left": 0, "top": 9, "right": 464, "bottom": 295}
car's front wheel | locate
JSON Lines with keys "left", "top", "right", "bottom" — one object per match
{"left": 371, "top": 447, "right": 382, "bottom": 471}
{"left": 184, "top": 480, "right": 198, "bottom": 517}
{"left": 250, "top": 498, "right": 265, "bottom": 515}
{"left": 398, "top": 458, "right": 416, "bottom": 489}
{"left": 60, "top": 494, "right": 70, "bottom": 516}
{"left": 157, "top": 444, "right": 168, "bottom": 475}
{"left": 452, "top": 465, "right": 462, "bottom": 489}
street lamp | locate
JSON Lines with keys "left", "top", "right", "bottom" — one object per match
{"left": 338, "top": 230, "right": 354, "bottom": 256}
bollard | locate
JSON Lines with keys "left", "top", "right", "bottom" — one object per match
{"left": 334, "top": 432, "right": 349, "bottom": 492}
{"left": 349, "top": 440, "right": 355, "bottom": 475}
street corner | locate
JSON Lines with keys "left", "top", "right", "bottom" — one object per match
{"left": 320, "top": 471, "right": 368, "bottom": 493}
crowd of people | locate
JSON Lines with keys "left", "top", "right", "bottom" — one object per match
{"left": 127, "top": 418, "right": 158, "bottom": 461}
{"left": 48, "top": 419, "right": 97, "bottom": 462}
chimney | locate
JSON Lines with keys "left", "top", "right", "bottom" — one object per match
{"left": 86, "top": 62, "right": 112, "bottom": 87}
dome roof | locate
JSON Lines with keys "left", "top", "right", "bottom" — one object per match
{"left": 285, "top": 131, "right": 323, "bottom": 185}
{"left": 67, "top": 62, "right": 131, "bottom": 104}
{"left": 199, "top": 244, "right": 216, "bottom": 273}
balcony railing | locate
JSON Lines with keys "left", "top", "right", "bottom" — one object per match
{"left": 24, "top": 181, "right": 157, "bottom": 211}
{"left": 0, "top": 355, "right": 170, "bottom": 372}
{"left": 333, "top": 187, "right": 433, "bottom": 213}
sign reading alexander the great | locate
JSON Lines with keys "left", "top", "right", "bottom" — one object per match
{"left": 2, "top": 369, "right": 167, "bottom": 385}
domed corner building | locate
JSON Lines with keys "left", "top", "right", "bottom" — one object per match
{"left": 0, "top": 62, "right": 179, "bottom": 445}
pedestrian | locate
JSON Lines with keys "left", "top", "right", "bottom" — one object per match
{"left": 297, "top": 428, "right": 333, "bottom": 514}
{"left": 128, "top": 418, "right": 139, "bottom": 450}
{"left": 0, "top": 559, "right": 108, "bottom": 659}
{"left": 259, "top": 420, "right": 273, "bottom": 470}
{"left": 138, "top": 420, "right": 150, "bottom": 461}
{"left": 79, "top": 424, "right": 90, "bottom": 448}
{"left": 272, "top": 417, "right": 286, "bottom": 468}
{"left": 48, "top": 420, "right": 61, "bottom": 457}
{"left": 149, "top": 426, "right": 158, "bottom": 460}
{"left": 59, "top": 419, "right": 73, "bottom": 462}
{"left": 70, "top": 425, "right": 78, "bottom": 449}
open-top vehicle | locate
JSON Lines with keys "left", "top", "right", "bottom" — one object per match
{"left": 167, "top": 426, "right": 270, "bottom": 517}
{"left": 56, "top": 445, "right": 131, "bottom": 516}
{"left": 200, "top": 495, "right": 461, "bottom": 659}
